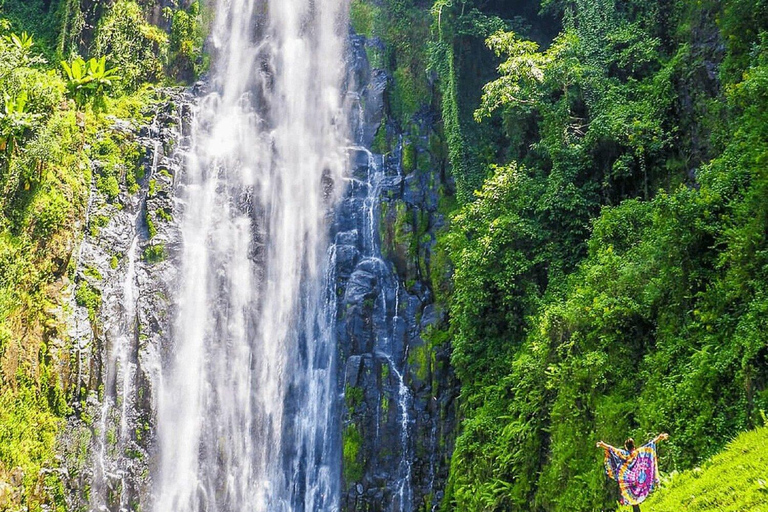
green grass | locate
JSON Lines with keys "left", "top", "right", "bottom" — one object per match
{"left": 640, "top": 427, "right": 768, "bottom": 512}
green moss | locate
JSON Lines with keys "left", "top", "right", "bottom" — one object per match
{"left": 88, "top": 214, "right": 110, "bottom": 237}
{"left": 372, "top": 122, "right": 390, "bottom": 154}
{"left": 355, "top": 0, "right": 430, "bottom": 126}
{"left": 141, "top": 244, "right": 166, "bottom": 264}
{"left": 350, "top": 0, "right": 379, "bottom": 38}
{"left": 97, "top": 175, "right": 120, "bottom": 201}
{"left": 146, "top": 214, "right": 157, "bottom": 239}
{"left": 365, "top": 44, "right": 386, "bottom": 70}
{"left": 393, "top": 200, "right": 412, "bottom": 250}
{"left": 428, "top": 130, "right": 447, "bottom": 163}
{"left": 436, "top": 187, "right": 458, "bottom": 217}
{"left": 342, "top": 423, "right": 364, "bottom": 482}
{"left": 423, "top": 323, "right": 450, "bottom": 347}
{"left": 75, "top": 280, "right": 101, "bottom": 322}
{"left": 381, "top": 361, "right": 390, "bottom": 380}
{"left": 90, "top": 128, "right": 145, "bottom": 200}
{"left": 125, "top": 447, "right": 143, "bottom": 460}
{"left": 125, "top": 165, "right": 145, "bottom": 194}
{"left": 416, "top": 145, "right": 431, "bottom": 171}
{"left": 345, "top": 385, "right": 364, "bottom": 410}
{"left": 391, "top": 64, "right": 429, "bottom": 124}
{"left": 402, "top": 139, "right": 416, "bottom": 173}
{"left": 422, "top": 491, "right": 435, "bottom": 512}
{"left": 407, "top": 341, "right": 432, "bottom": 382}
{"left": 106, "top": 427, "right": 117, "bottom": 447}
{"left": 110, "top": 254, "right": 119, "bottom": 269}
{"left": 83, "top": 265, "right": 103, "bottom": 281}
{"left": 156, "top": 207, "right": 172, "bottom": 222}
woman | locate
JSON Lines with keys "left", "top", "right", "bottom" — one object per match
{"left": 596, "top": 433, "right": 669, "bottom": 511}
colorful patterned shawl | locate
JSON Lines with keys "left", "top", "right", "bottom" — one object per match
{"left": 602, "top": 441, "right": 659, "bottom": 505}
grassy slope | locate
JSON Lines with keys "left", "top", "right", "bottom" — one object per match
{"left": 638, "top": 426, "right": 768, "bottom": 512}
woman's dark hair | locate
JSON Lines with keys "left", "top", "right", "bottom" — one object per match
{"left": 624, "top": 438, "right": 635, "bottom": 453}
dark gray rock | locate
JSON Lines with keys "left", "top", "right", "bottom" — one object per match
{"left": 337, "top": 27, "right": 458, "bottom": 512}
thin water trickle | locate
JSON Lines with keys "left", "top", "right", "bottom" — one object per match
{"left": 348, "top": 90, "right": 415, "bottom": 510}
{"left": 90, "top": 225, "right": 140, "bottom": 512}
{"left": 154, "top": 1, "right": 350, "bottom": 511}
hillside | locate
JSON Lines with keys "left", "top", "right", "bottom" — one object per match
{"left": 643, "top": 426, "right": 768, "bottom": 512}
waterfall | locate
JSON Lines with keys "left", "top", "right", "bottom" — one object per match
{"left": 154, "top": 1, "right": 350, "bottom": 511}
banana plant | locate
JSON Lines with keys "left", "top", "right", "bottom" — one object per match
{"left": 61, "top": 56, "right": 121, "bottom": 107}
{"left": 61, "top": 57, "right": 90, "bottom": 106}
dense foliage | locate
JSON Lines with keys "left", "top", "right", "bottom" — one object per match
{"left": 436, "top": 0, "right": 768, "bottom": 510}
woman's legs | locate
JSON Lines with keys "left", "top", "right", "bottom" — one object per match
{"left": 632, "top": 506, "right": 641, "bottom": 512}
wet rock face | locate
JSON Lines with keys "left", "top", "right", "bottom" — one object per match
{"left": 61, "top": 89, "right": 189, "bottom": 512}
{"left": 59, "top": 31, "right": 457, "bottom": 512}
{"left": 337, "top": 35, "right": 458, "bottom": 512}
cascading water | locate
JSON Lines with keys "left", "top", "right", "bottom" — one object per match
{"left": 69, "top": 4, "right": 447, "bottom": 512}
{"left": 154, "top": 1, "right": 350, "bottom": 511}
{"left": 88, "top": 129, "right": 160, "bottom": 511}
{"left": 336, "top": 67, "right": 415, "bottom": 509}
{"left": 90, "top": 232, "right": 139, "bottom": 512}
{"left": 354, "top": 146, "right": 414, "bottom": 512}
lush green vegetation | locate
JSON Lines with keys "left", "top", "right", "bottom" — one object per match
{"left": 0, "top": 1, "right": 206, "bottom": 510}
{"left": 0, "top": 24, "right": 89, "bottom": 510}
{"left": 351, "top": 0, "right": 432, "bottom": 125}
{"left": 433, "top": 0, "right": 768, "bottom": 510}
{"left": 349, "top": 1, "right": 768, "bottom": 509}
{"left": 644, "top": 426, "right": 768, "bottom": 512}
{"left": 1, "top": 0, "right": 766, "bottom": 511}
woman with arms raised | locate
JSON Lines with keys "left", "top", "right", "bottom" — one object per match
{"left": 597, "top": 433, "right": 669, "bottom": 511}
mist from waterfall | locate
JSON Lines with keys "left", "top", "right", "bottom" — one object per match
{"left": 154, "top": 1, "right": 350, "bottom": 510}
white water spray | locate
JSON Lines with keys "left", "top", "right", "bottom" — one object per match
{"left": 154, "top": 1, "right": 350, "bottom": 511}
